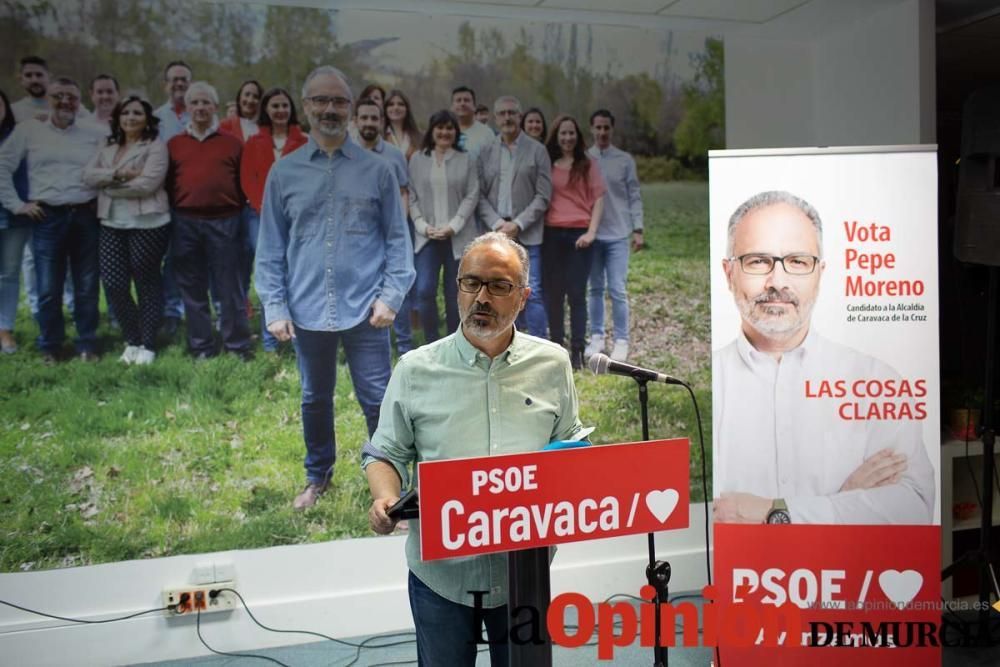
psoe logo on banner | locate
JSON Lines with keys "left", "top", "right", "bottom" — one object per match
{"left": 418, "top": 439, "right": 690, "bottom": 560}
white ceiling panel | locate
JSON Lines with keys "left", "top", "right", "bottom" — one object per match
{"left": 659, "top": 0, "right": 809, "bottom": 23}
{"left": 451, "top": 0, "right": 541, "bottom": 5}
{"left": 541, "top": 0, "right": 671, "bottom": 14}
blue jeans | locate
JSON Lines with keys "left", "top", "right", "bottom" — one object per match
{"left": 22, "top": 241, "right": 74, "bottom": 317}
{"left": 0, "top": 223, "right": 31, "bottom": 330}
{"left": 244, "top": 207, "right": 278, "bottom": 351}
{"left": 161, "top": 248, "right": 184, "bottom": 319}
{"left": 588, "top": 238, "right": 631, "bottom": 341}
{"left": 408, "top": 572, "right": 508, "bottom": 667}
{"left": 293, "top": 321, "right": 391, "bottom": 484}
{"left": 32, "top": 203, "right": 100, "bottom": 353}
{"left": 414, "top": 240, "right": 458, "bottom": 343}
{"left": 392, "top": 287, "right": 414, "bottom": 355}
{"left": 515, "top": 243, "right": 547, "bottom": 337}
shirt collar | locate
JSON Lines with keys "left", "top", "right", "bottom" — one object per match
{"left": 434, "top": 148, "right": 456, "bottom": 163}
{"left": 499, "top": 130, "right": 525, "bottom": 151}
{"left": 186, "top": 118, "right": 219, "bottom": 141}
{"left": 306, "top": 134, "right": 359, "bottom": 160}
{"left": 454, "top": 325, "right": 521, "bottom": 367}
{"left": 735, "top": 325, "right": 818, "bottom": 367}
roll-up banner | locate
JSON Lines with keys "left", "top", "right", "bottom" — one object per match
{"left": 709, "top": 146, "right": 941, "bottom": 664}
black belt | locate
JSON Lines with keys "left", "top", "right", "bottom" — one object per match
{"left": 41, "top": 200, "right": 96, "bottom": 212}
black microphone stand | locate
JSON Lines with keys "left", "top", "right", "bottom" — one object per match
{"left": 636, "top": 378, "right": 671, "bottom": 666}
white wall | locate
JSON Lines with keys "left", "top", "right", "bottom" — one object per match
{"left": 724, "top": 36, "right": 815, "bottom": 148}
{"left": 725, "top": 0, "right": 936, "bottom": 149}
{"left": 0, "top": 506, "right": 712, "bottom": 666}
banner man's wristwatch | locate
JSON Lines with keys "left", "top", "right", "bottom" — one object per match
{"left": 766, "top": 498, "right": 791, "bottom": 524}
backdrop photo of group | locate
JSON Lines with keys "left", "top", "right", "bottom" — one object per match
{"left": 0, "top": 0, "right": 722, "bottom": 572}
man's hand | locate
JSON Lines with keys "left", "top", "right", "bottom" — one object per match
{"left": 498, "top": 221, "right": 520, "bottom": 238}
{"left": 840, "top": 448, "right": 907, "bottom": 492}
{"left": 369, "top": 299, "right": 396, "bottom": 328}
{"left": 267, "top": 319, "right": 295, "bottom": 342}
{"left": 369, "top": 496, "right": 400, "bottom": 535}
{"left": 18, "top": 202, "right": 44, "bottom": 221}
{"left": 632, "top": 231, "right": 644, "bottom": 252}
{"left": 575, "top": 231, "right": 596, "bottom": 249}
{"left": 713, "top": 492, "right": 772, "bottom": 523}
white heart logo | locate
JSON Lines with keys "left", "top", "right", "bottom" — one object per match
{"left": 645, "top": 489, "right": 679, "bottom": 523}
{"left": 877, "top": 570, "right": 923, "bottom": 607}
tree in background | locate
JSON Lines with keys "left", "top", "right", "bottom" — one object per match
{"left": 673, "top": 37, "right": 724, "bottom": 171}
{"left": 0, "top": 2, "right": 724, "bottom": 171}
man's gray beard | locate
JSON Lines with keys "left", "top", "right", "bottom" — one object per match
{"left": 737, "top": 296, "right": 813, "bottom": 337}
{"left": 461, "top": 312, "right": 516, "bottom": 341}
{"left": 316, "top": 122, "right": 347, "bottom": 138}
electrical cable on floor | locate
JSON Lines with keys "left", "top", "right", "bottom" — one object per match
{"left": 195, "top": 608, "right": 290, "bottom": 666}
{"left": 216, "top": 587, "right": 376, "bottom": 650}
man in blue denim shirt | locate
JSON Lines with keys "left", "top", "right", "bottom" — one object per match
{"left": 255, "top": 65, "right": 414, "bottom": 509}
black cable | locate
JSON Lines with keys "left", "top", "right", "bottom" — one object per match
{"left": 217, "top": 587, "right": 373, "bottom": 649}
{"left": 341, "top": 632, "right": 420, "bottom": 667}
{"left": 678, "top": 379, "right": 721, "bottom": 667}
{"left": 679, "top": 380, "right": 713, "bottom": 588}
{"left": 195, "top": 608, "right": 290, "bottom": 667}
{"left": 0, "top": 598, "right": 172, "bottom": 623}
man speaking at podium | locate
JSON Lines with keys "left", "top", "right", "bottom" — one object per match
{"left": 712, "top": 190, "right": 934, "bottom": 525}
{"left": 362, "top": 231, "right": 585, "bottom": 666}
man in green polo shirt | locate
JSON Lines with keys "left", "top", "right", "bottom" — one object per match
{"left": 363, "top": 231, "right": 585, "bottom": 666}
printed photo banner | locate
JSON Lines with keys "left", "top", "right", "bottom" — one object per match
{"left": 708, "top": 146, "right": 940, "bottom": 526}
{"left": 707, "top": 146, "right": 941, "bottom": 664}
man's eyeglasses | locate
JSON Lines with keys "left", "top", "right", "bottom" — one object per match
{"left": 729, "top": 253, "right": 820, "bottom": 275}
{"left": 49, "top": 93, "right": 79, "bottom": 103}
{"left": 305, "top": 95, "right": 351, "bottom": 109}
{"left": 457, "top": 276, "right": 523, "bottom": 297}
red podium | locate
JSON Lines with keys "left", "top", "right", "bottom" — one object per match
{"left": 416, "top": 438, "right": 691, "bottom": 665}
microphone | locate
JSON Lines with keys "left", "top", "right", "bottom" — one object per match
{"left": 587, "top": 353, "right": 684, "bottom": 386}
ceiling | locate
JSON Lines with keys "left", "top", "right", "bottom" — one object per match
{"left": 320, "top": 0, "right": 909, "bottom": 37}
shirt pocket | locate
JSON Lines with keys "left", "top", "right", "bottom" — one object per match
{"left": 339, "top": 195, "right": 380, "bottom": 236}
{"left": 287, "top": 199, "right": 326, "bottom": 241}
{"left": 503, "top": 385, "right": 559, "bottom": 450}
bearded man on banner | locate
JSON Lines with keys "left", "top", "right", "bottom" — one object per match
{"left": 712, "top": 190, "right": 934, "bottom": 525}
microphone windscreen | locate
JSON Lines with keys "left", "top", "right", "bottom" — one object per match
{"left": 588, "top": 352, "right": 609, "bottom": 375}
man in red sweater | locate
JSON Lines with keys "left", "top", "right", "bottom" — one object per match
{"left": 167, "top": 81, "right": 252, "bottom": 360}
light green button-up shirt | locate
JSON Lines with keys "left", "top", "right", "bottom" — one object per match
{"left": 362, "top": 327, "right": 585, "bottom": 607}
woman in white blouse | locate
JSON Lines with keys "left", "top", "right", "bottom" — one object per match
{"left": 383, "top": 89, "right": 421, "bottom": 160}
{"left": 83, "top": 96, "right": 170, "bottom": 365}
{"left": 407, "top": 110, "right": 479, "bottom": 342}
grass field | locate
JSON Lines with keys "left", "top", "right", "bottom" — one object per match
{"left": 0, "top": 181, "right": 711, "bottom": 572}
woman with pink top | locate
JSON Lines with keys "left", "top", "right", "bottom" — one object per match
{"left": 542, "top": 114, "right": 605, "bottom": 369}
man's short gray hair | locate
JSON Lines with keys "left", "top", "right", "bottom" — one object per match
{"left": 727, "top": 190, "right": 823, "bottom": 257}
{"left": 301, "top": 65, "right": 353, "bottom": 101}
{"left": 493, "top": 95, "right": 522, "bottom": 113}
{"left": 461, "top": 232, "right": 530, "bottom": 286}
{"left": 184, "top": 81, "right": 218, "bottom": 106}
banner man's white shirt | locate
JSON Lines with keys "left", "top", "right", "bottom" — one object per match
{"left": 713, "top": 328, "right": 935, "bottom": 524}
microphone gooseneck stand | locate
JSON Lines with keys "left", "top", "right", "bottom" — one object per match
{"left": 636, "top": 377, "right": 671, "bottom": 667}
